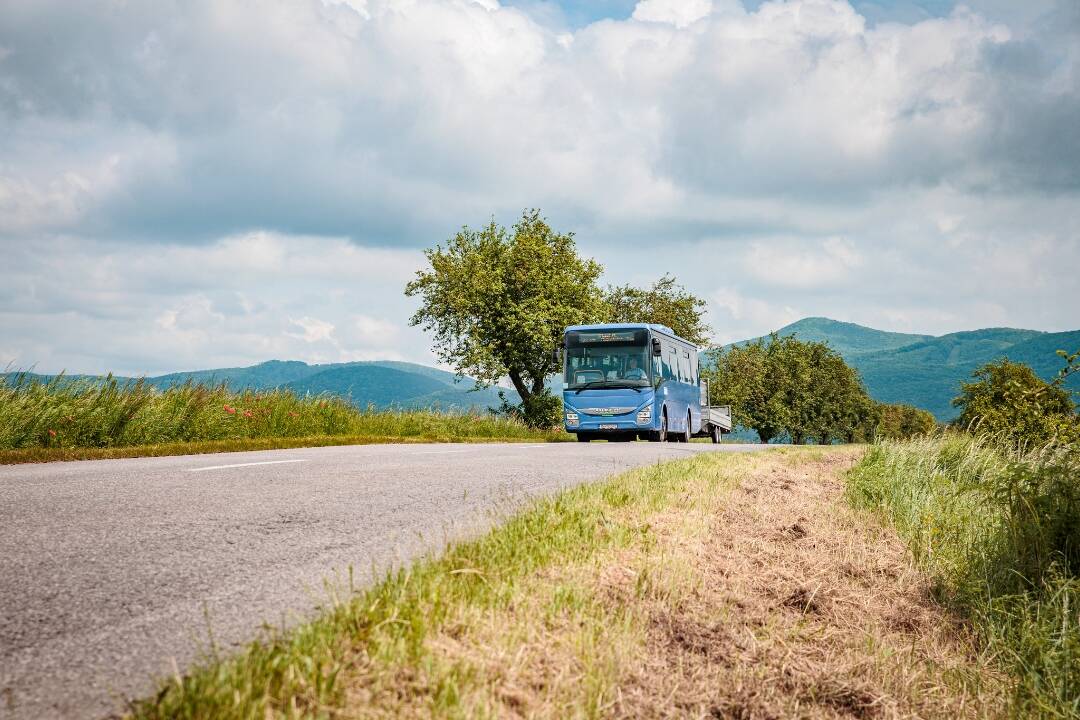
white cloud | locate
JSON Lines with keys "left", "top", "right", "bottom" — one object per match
{"left": 0, "top": 0, "right": 1077, "bottom": 372}
{"left": 353, "top": 315, "right": 400, "bottom": 340}
{"left": 0, "top": 0, "right": 1058, "bottom": 244}
{"left": 743, "top": 237, "right": 864, "bottom": 289}
{"left": 708, "top": 286, "right": 802, "bottom": 345}
{"left": 0, "top": 233, "right": 430, "bottom": 375}
{"left": 288, "top": 316, "right": 336, "bottom": 344}
{"left": 632, "top": 0, "right": 713, "bottom": 28}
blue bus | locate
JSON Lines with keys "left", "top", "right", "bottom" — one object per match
{"left": 560, "top": 323, "right": 730, "bottom": 442}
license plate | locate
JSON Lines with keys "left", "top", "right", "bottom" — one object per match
{"left": 599, "top": 424, "right": 617, "bottom": 430}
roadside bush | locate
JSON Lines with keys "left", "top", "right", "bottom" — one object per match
{"left": 495, "top": 388, "right": 563, "bottom": 429}
{"left": 847, "top": 434, "right": 1080, "bottom": 717}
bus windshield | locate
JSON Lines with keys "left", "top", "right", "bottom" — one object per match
{"left": 564, "top": 329, "right": 651, "bottom": 390}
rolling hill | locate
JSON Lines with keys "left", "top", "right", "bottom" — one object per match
{"left": 731, "top": 318, "right": 1080, "bottom": 420}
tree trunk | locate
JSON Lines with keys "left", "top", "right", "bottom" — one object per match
{"left": 507, "top": 370, "right": 531, "bottom": 404}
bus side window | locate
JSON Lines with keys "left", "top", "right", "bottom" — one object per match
{"left": 667, "top": 349, "right": 677, "bottom": 381}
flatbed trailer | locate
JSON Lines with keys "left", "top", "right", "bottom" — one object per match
{"left": 694, "top": 379, "right": 732, "bottom": 443}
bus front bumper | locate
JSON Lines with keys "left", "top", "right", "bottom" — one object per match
{"left": 564, "top": 407, "right": 656, "bottom": 433}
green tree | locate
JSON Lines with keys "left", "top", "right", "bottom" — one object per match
{"left": 705, "top": 336, "right": 789, "bottom": 443}
{"left": 603, "top": 275, "right": 711, "bottom": 345}
{"left": 773, "top": 334, "right": 813, "bottom": 444}
{"left": 876, "top": 403, "right": 936, "bottom": 440}
{"left": 844, "top": 393, "right": 881, "bottom": 443}
{"left": 705, "top": 334, "right": 876, "bottom": 444}
{"left": 405, "top": 210, "right": 605, "bottom": 427}
{"left": 952, "top": 358, "right": 1075, "bottom": 446}
{"left": 805, "top": 347, "right": 867, "bottom": 445}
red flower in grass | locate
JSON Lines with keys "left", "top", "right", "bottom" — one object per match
{"left": 243, "top": 410, "right": 253, "bottom": 418}
{"left": 48, "top": 429, "right": 57, "bottom": 437}
{"left": 224, "top": 404, "right": 236, "bottom": 414}
{"left": 288, "top": 411, "right": 299, "bottom": 418}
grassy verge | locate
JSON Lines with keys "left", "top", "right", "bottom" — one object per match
{"left": 846, "top": 434, "right": 1079, "bottom": 718}
{"left": 0, "top": 374, "right": 566, "bottom": 463}
{"left": 132, "top": 447, "right": 1000, "bottom": 719}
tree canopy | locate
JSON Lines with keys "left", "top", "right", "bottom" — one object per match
{"left": 405, "top": 210, "right": 605, "bottom": 427}
{"left": 876, "top": 403, "right": 936, "bottom": 440}
{"left": 952, "top": 357, "right": 1077, "bottom": 446}
{"left": 703, "top": 334, "right": 934, "bottom": 443}
{"left": 603, "top": 275, "right": 711, "bottom": 345}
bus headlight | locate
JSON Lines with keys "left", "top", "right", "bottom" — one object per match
{"left": 636, "top": 406, "right": 652, "bottom": 424}
{"left": 565, "top": 412, "right": 579, "bottom": 426}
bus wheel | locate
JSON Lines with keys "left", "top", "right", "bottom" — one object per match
{"left": 650, "top": 409, "right": 668, "bottom": 442}
{"left": 680, "top": 411, "right": 692, "bottom": 443}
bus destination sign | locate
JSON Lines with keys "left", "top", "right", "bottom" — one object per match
{"left": 576, "top": 331, "right": 637, "bottom": 343}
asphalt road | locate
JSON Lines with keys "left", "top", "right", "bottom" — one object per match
{"left": 0, "top": 441, "right": 764, "bottom": 719}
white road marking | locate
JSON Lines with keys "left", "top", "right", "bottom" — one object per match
{"left": 186, "top": 459, "right": 308, "bottom": 472}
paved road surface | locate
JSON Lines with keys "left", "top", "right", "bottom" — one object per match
{"left": 0, "top": 441, "right": 764, "bottom": 719}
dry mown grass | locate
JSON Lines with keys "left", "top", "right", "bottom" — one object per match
{"left": 332, "top": 448, "right": 1004, "bottom": 719}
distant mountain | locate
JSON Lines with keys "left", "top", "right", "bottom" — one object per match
{"left": 768, "top": 317, "right": 933, "bottom": 356}
{"left": 6, "top": 360, "right": 506, "bottom": 412}
{"left": 729, "top": 318, "right": 1080, "bottom": 421}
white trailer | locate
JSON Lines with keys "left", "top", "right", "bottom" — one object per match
{"left": 695, "top": 379, "right": 733, "bottom": 443}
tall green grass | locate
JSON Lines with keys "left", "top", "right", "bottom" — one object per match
{"left": 0, "top": 373, "right": 559, "bottom": 453}
{"left": 847, "top": 434, "right": 1079, "bottom": 717}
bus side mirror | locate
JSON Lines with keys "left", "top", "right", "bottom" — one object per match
{"left": 651, "top": 338, "right": 662, "bottom": 356}
{"left": 552, "top": 347, "right": 561, "bottom": 364}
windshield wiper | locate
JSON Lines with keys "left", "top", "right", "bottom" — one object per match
{"left": 574, "top": 380, "right": 609, "bottom": 394}
{"left": 574, "top": 380, "right": 644, "bottom": 394}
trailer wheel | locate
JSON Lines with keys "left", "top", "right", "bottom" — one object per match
{"left": 710, "top": 424, "right": 721, "bottom": 444}
{"left": 577, "top": 433, "right": 592, "bottom": 443}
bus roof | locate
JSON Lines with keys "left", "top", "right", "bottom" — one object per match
{"left": 564, "top": 323, "right": 693, "bottom": 346}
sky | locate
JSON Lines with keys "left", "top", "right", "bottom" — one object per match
{"left": 0, "top": 0, "right": 1077, "bottom": 375}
